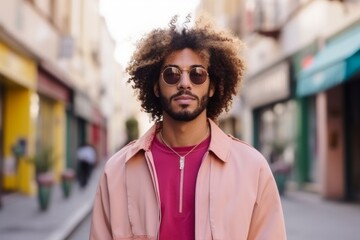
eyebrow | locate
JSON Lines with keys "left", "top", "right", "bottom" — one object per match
{"left": 162, "top": 64, "right": 206, "bottom": 70}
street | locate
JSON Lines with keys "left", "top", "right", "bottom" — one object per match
{"left": 68, "top": 191, "right": 360, "bottom": 239}
{"left": 66, "top": 212, "right": 92, "bottom": 240}
{"left": 282, "top": 191, "right": 360, "bottom": 240}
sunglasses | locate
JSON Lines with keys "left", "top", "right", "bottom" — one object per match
{"left": 161, "top": 65, "right": 209, "bottom": 85}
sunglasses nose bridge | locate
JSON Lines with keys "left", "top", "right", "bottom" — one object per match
{"left": 177, "top": 69, "right": 192, "bottom": 86}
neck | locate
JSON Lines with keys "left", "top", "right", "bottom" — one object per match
{"left": 160, "top": 114, "right": 209, "bottom": 147}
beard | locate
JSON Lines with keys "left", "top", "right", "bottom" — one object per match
{"left": 159, "top": 89, "right": 210, "bottom": 122}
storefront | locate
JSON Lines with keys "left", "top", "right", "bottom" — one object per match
{"left": 74, "top": 92, "right": 92, "bottom": 145}
{"left": 297, "top": 23, "right": 360, "bottom": 200}
{"left": 344, "top": 74, "right": 360, "bottom": 200}
{"left": 244, "top": 61, "right": 296, "bottom": 172}
{"left": 219, "top": 97, "right": 243, "bottom": 139}
{"left": 91, "top": 108, "right": 107, "bottom": 161}
{"left": 36, "top": 65, "right": 71, "bottom": 181}
{"left": 0, "top": 81, "right": 4, "bottom": 200}
{"left": 0, "top": 41, "right": 37, "bottom": 195}
{"left": 292, "top": 42, "right": 320, "bottom": 191}
{"left": 74, "top": 91, "right": 106, "bottom": 165}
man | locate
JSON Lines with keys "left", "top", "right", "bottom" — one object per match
{"left": 90, "top": 15, "right": 286, "bottom": 240}
{"left": 76, "top": 142, "right": 97, "bottom": 188}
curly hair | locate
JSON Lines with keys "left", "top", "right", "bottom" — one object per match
{"left": 126, "top": 15, "right": 246, "bottom": 122}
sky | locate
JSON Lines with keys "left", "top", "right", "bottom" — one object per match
{"left": 99, "top": 0, "right": 201, "bottom": 67}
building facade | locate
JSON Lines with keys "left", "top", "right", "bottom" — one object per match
{"left": 197, "top": 0, "right": 360, "bottom": 201}
{"left": 0, "top": 0, "right": 121, "bottom": 198}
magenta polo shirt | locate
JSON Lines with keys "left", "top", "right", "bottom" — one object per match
{"left": 151, "top": 135, "right": 210, "bottom": 240}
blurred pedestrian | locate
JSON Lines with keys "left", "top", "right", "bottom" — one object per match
{"left": 90, "top": 14, "right": 286, "bottom": 240}
{"left": 76, "top": 142, "right": 96, "bottom": 188}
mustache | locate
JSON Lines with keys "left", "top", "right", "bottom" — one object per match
{"left": 170, "top": 90, "right": 198, "bottom": 101}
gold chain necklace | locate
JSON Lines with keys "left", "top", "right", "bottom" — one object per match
{"left": 159, "top": 128, "right": 209, "bottom": 170}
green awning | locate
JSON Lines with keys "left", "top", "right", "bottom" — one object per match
{"left": 297, "top": 25, "right": 360, "bottom": 97}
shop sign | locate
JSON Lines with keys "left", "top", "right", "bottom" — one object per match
{"left": 74, "top": 93, "right": 103, "bottom": 125}
{"left": 244, "top": 62, "right": 290, "bottom": 108}
{"left": 0, "top": 42, "right": 36, "bottom": 88}
{"left": 74, "top": 92, "right": 103, "bottom": 125}
{"left": 74, "top": 92, "right": 93, "bottom": 122}
{"left": 38, "top": 69, "right": 70, "bottom": 102}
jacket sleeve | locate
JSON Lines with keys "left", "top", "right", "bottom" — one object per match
{"left": 247, "top": 166, "right": 287, "bottom": 240}
{"left": 90, "top": 172, "right": 113, "bottom": 240}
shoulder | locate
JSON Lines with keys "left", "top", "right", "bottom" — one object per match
{"left": 209, "top": 122, "right": 268, "bottom": 169}
{"left": 223, "top": 135, "right": 275, "bottom": 194}
{"left": 103, "top": 142, "right": 136, "bottom": 176}
{"left": 226, "top": 134, "right": 270, "bottom": 169}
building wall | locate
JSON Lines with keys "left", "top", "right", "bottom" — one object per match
{"left": 197, "top": 0, "right": 245, "bottom": 35}
{"left": 0, "top": 40, "right": 37, "bottom": 194}
{"left": 197, "top": 0, "right": 360, "bottom": 200}
{"left": 325, "top": 86, "right": 345, "bottom": 199}
{"left": 0, "top": 0, "right": 59, "bottom": 62}
{"left": 0, "top": 0, "right": 117, "bottom": 196}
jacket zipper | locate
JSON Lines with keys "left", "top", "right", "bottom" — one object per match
{"left": 179, "top": 156, "right": 185, "bottom": 213}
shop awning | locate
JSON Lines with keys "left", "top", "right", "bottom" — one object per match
{"left": 297, "top": 26, "right": 360, "bottom": 97}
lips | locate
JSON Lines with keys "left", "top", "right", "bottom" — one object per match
{"left": 173, "top": 95, "right": 196, "bottom": 105}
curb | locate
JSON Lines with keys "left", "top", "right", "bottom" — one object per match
{"left": 46, "top": 197, "right": 93, "bottom": 240}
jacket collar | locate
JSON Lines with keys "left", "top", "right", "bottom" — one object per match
{"left": 125, "top": 119, "right": 231, "bottom": 163}
{"left": 208, "top": 119, "right": 230, "bottom": 162}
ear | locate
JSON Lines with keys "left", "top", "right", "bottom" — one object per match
{"left": 154, "top": 83, "right": 160, "bottom": 97}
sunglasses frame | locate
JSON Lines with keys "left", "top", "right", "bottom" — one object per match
{"left": 160, "top": 65, "right": 209, "bottom": 85}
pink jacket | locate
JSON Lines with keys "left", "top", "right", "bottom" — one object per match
{"left": 90, "top": 120, "right": 286, "bottom": 240}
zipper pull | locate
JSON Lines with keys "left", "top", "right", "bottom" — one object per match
{"left": 179, "top": 157, "right": 185, "bottom": 170}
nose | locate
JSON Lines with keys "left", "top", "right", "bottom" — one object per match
{"left": 177, "top": 71, "right": 191, "bottom": 89}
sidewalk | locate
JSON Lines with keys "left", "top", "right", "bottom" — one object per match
{"left": 282, "top": 190, "right": 360, "bottom": 240}
{"left": 2, "top": 167, "right": 359, "bottom": 240}
{"left": 0, "top": 164, "right": 103, "bottom": 240}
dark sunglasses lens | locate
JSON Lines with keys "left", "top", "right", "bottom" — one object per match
{"left": 163, "top": 67, "right": 181, "bottom": 84}
{"left": 190, "top": 67, "right": 207, "bottom": 84}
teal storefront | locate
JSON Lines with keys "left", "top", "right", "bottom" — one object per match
{"left": 296, "top": 23, "right": 360, "bottom": 200}
{"left": 297, "top": 24, "right": 360, "bottom": 97}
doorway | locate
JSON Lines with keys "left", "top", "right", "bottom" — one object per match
{"left": 345, "top": 78, "right": 360, "bottom": 201}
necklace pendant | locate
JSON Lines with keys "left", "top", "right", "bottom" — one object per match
{"left": 179, "top": 157, "right": 185, "bottom": 170}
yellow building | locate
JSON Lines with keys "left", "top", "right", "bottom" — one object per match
{"left": 0, "top": 41, "right": 37, "bottom": 195}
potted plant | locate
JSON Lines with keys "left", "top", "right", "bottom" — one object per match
{"left": 61, "top": 168, "right": 75, "bottom": 198}
{"left": 31, "top": 146, "right": 55, "bottom": 211}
